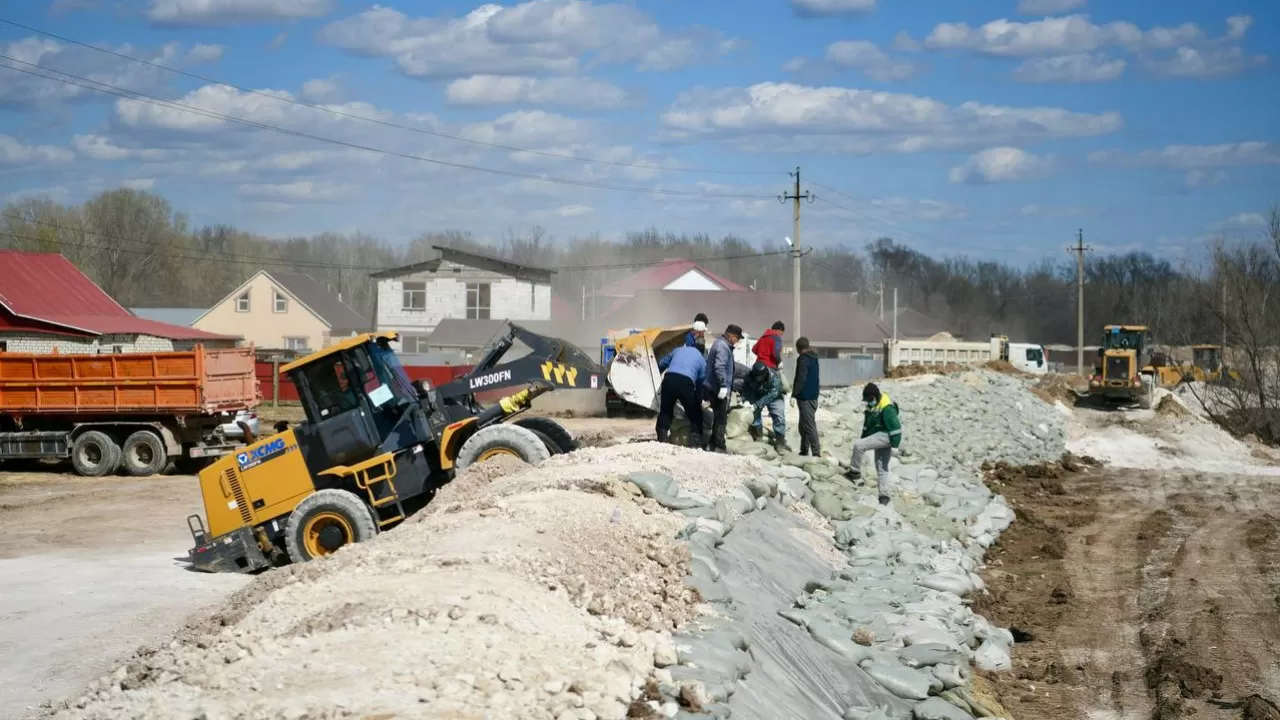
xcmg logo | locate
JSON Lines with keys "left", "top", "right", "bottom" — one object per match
{"left": 237, "top": 437, "right": 288, "bottom": 470}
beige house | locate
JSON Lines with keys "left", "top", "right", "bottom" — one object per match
{"left": 194, "top": 271, "right": 368, "bottom": 352}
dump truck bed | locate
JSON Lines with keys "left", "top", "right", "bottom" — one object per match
{"left": 0, "top": 345, "right": 260, "bottom": 415}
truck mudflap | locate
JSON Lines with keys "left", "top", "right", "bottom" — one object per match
{"left": 186, "top": 516, "right": 271, "bottom": 574}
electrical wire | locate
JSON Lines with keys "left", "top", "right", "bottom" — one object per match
{"left": 0, "top": 16, "right": 781, "bottom": 177}
{"left": 0, "top": 55, "right": 774, "bottom": 200}
{"left": 0, "top": 213, "right": 791, "bottom": 272}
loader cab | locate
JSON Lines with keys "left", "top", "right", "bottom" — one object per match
{"left": 1192, "top": 345, "right": 1222, "bottom": 374}
{"left": 282, "top": 332, "right": 429, "bottom": 471}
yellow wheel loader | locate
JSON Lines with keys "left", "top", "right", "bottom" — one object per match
{"left": 185, "top": 322, "right": 603, "bottom": 573}
{"left": 1088, "top": 324, "right": 1157, "bottom": 409}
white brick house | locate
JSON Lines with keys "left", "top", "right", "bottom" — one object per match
{"left": 371, "top": 246, "right": 552, "bottom": 353}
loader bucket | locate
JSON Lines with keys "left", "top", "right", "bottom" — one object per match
{"left": 606, "top": 326, "right": 692, "bottom": 412}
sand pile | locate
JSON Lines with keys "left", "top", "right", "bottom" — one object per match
{"left": 55, "top": 444, "right": 767, "bottom": 720}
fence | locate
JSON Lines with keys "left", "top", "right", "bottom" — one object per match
{"left": 254, "top": 361, "right": 474, "bottom": 405}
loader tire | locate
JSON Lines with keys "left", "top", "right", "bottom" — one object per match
{"left": 455, "top": 424, "right": 551, "bottom": 471}
{"left": 71, "top": 430, "right": 121, "bottom": 477}
{"left": 285, "top": 489, "right": 378, "bottom": 565}
{"left": 513, "top": 417, "right": 578, "bottom": 455}
{"left": 122, "top": 430, "right": 168, "bottom": 477}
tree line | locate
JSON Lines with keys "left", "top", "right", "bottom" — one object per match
{"left": 0, "top": 187, "right": 1271, "bottom": 350}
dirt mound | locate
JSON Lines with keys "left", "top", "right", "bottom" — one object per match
{"left": 1156, "top": 393, "right": 1193, "bottom": 419}
{"left": 981, "top": 453, "right": 1101, "bottom": 493}
{"left": 1031, "top": 374, "right": 1081, "bottom": 406}
{"left": 983, "top": 359, "right": 1028, "bottom": 376}
{"left": 426, "top": 454, "right": 530, "bottom": 514}
{"left": 888, "top": 362, "right": 969, "bottom": 379}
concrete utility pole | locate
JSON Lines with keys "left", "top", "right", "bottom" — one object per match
{"left": 779, "top": 167, "right": 813, "bottom": 339}
{"left": 1067, "top": 229, "right": 1093, "bottom": 376}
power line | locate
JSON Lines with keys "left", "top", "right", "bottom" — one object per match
{"left": 0, "top": 212, "right": 790, "bottom": 272}
{"left": 0, "top": 56, "right": 774, "bottom": 201}
{"left": 807, "top": 178, "right": 1037, "bottom": 240}
{"left": 809, "top": 195, "right": 1028, "bottom": 256}
{"left": 0, "top": 16, "right": 780, "bottom": 178}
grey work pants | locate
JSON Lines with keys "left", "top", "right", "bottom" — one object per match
{"left": 850, "top": 432, "right": 893, "bottom": 495}
{"left": 797, "top": 399, "right": 820, "bottom": 455}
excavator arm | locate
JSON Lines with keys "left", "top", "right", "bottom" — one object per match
{"left": 432, "top": 322, "right": 605, "bottom": 401}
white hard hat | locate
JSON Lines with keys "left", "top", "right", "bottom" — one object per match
{"left": 693, "top": 321, "right": 707, "bottom": 333}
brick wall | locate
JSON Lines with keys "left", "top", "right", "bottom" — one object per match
{"left": 0, "top": 332, "right": 238, "bottom": 354}
{"left": 376, "top": 261, "right": 552, "bottom": 337}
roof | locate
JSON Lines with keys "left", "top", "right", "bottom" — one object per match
{"left": 603, "top": 259, "right": 746, "bottom": 296}
{"left": 0, "top": 251, "right": 235, "bottom": 341}
{"left": 269, "top": 272, "right": 369, "bottom": 333}
{"left": 601, "top": 289, "right": 886, "bottom": 345}
{"left": 280, "top": 331, "right": 398, "bottom": 373}
{"left": 369, "top": 245, "right": 554, "bottom": 284}
{"left": 130, "top": 307, "right": 205, "bottom": 326}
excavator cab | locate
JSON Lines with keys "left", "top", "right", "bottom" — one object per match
{"left": 186, "top": 324, "right": 603, "bottom": 574}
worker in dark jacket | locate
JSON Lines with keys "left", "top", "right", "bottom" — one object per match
{"left": 656, "top": 344, "right": 707, "bottom": 446}
{"left": 685, "top": 313, "right": 709, "bottom": 353}
{"left": 792, "top": 337, "right": 821, "bottom": 456}
{"left": 751, "top": 321, "right": 785, "bottom": 370}
{"left": 741, "top": 360, "right": 790, "bottom": 453}
{"left": 845, "top": 382, "right": 902, "bottom": 506}
{"left": 703, "top": 324, "right": 741, "bottom": 452}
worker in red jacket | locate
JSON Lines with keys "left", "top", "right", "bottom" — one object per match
{"left": 752, "top": 321, "right": 785, "bottom": 370}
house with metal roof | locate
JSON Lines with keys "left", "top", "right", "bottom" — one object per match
{"left": 130, "top": 307, "right": 206, "bottom": 327}
{"left": 0, "top": 250, "right": 238, "bottom": 354}
{"left": 370, "top": 245, "right": 554, "bottom": 354}
{"left": 586, "top": 258, "right": 746, "bottom": 319}
{"left": 192, "top": 270, "right": 368, "bottom": 353}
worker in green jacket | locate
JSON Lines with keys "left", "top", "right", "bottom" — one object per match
{"left": 845, "top": 382, "right": 901, "bottom": 506}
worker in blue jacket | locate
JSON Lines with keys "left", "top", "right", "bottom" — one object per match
{"left": 792, "top": 337, "right": 821, "bottom": 456}
{"left": 656, "top": 344, "right": 707, "bottom": 446}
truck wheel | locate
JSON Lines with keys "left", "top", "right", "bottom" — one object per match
{"left": 122, "top": 430, "right": 168, "bottom": 477}
{"left": 455, "top": 424, "right": 551, "bottom": 471}
{"left": 513, "top": 417, "right": 578, "bottom": 455}
{"left": 70, "top": 431, "right": 121, "bottom": 477}
{"left": 284, "top": 489, "right": 378, "bottom": 564}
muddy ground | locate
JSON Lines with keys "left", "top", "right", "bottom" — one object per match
{"left": 977, "top": 456, "right": 1280, "bottom": 719}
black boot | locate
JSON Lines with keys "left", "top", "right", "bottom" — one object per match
{"left": 748, "top": 425, "right": 762, "bottom": 442}
{"left": 773, "top": 433, "right": 792, "bottom": 454}
{"left": 688, "top": 433, "right": 704, "bottom": 449}
{"left": 656, "top": 428, "right": 669, "bottom": 444}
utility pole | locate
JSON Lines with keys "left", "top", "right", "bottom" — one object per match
{"left": 892, "top": 287, "right": 898, "bottom": 343}
{"left": 1067, "top": 229, "right": 1093, "bottom": 376}
{"left": 779, "top": 167, "right": 812, "bottom": 339}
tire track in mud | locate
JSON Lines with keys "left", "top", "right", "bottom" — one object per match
{"left": 978, "top": 465, "right": 1280, "bottom": 720}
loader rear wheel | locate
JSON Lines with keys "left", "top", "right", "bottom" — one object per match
{"left": 285, "top": 490, "right": 378, "bottom": 564}
{"left": 513, "top": 417, "right": 578, "bottom": 455}
{"left": 455, "top": 424, "right": 551, "bottom": 471}
{"left": 70, "top": 431, "right": 121, "bottom": 477}
{"left": 122, "top": 430, "right": 168, "bottom": 477}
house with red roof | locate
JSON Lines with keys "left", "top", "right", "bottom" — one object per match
{"left": 0, "top": 250, "right": 238, "bottom": 354}
{"left": 588, "top": 258, "right": 746, "bottom": 319}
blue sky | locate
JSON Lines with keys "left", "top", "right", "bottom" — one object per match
{"left": 0, "top": 0, "right": 1276, "bottom": 266}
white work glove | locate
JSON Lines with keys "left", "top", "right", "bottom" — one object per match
{"left": 717, "top": 387, "right": 729, "bottom": 400}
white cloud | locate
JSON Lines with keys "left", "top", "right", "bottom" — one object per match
{"left": 185, "top": 43, "right": 225, "bottom": 64}
{"left": 3, "top": 185, "right": 72, "bottom": 205}
{"left": 1217, "top": 212, "right": 1266, "bottom": 229}
{"left": 948, "top": 147, "right": 1054, "bottom": 184}
{"left": 122, "top": 178, "right": 156, "bottom": 190}
{"left": 237, "top": 180, "right": 358, "bottom": 203}
{"left": 661, "top": 82, "right": 1122, "bottom": 154}
{"left": 300, "top": 77, "right": 343, "bottom": 103}
{"left": 554, "top": 204, "right": 594, "bottom": 217}
{"left": 1142, "top": 45, "right": 1266, "bottom": 79}
{"left": 1089, "top": 142, "right": 1280, "bottom": 170}
{"left": 71, "top": 134, "right": 172, "bottom": 161}
{"left": 460, "top": 110, "right": 595, "bottom": 148}
{"left": 0, "top": 135, "right": 75, "bottom": 165}
{"left": 920, "top": 15, "right": 1204, "bottom": 57}
{"left": 0, "top": 37, "right": 181, "bottom": 109}
{"left": 1016, "top": 0, "right": 1086, "bottom": 15}
{"left": 445, "top": 75, "right": 635, "bottom": 109}
{"left": 823, "top": 41, "right": 917, "bottom": 81}
{"left": 50, "top": 0, "right": 98, "bottom": 14}
{"left": 1021, "top": 203, "right": 1088, "bottom": 217}
{"left": 317, "top": 1, "right": 739, "bottom": 78}
{"left": 791, "top": 0, "right": 876, "bottom": 17}
{"left": 146, "top": 0, "right": 336, "bottom": 27}
{"left": 868, "top": 196, "right": 970, "bottom": 221}
{"left": 1183, "top": 169, "right": 1227, "bottom": 189}
{"left": 267, "top": 32, "right": 288, "bottom": 51}
{"left": 1013, "top": 53, "right": 1125, "bottom": 82}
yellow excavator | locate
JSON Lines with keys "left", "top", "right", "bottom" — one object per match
{"left": 185, "top": 322, "right": 603, "bottom": 573}
{"left": 1088, "top": 324, "right": 1157, "bottom": 408}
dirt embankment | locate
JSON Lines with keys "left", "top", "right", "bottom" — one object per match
{"left": 976, "top": 456, "right": 1280, "bottom": 720}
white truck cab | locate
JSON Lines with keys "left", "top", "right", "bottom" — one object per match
{"left": 1007, "top": 342, "right": 1049, "bottom": 375}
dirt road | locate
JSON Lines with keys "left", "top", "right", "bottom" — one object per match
{"left": 978, "top": 456, "right": 1280, "bottom": 720}
{"left": 0, "top": 469, "right": 250, "bottom": 720}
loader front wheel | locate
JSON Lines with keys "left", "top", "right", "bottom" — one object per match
{"left": 513, "top": 417, "right": 578, "bottom": 455}
{"left": 71, "top": 431, "right": 121, "bottom": 477}
{"left": 285, "top": 490, "right": 378, "bottom": 564}
{"left": 455, "top": 424, "right": 551, "bottom": 471}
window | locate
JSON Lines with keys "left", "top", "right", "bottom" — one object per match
{"left": 466, "top": 282, "right": 491, "bottom": 320}
{"left": 273, "top": 290, "right": 288, "bottom": 313}
{"left": 284, "top": 337, "right": 310, "bottom": 351}
{"left": 401, "top": 333, "right": 430, "bottom": 354}
{"left": 299, "top": 356, "right": 361, "bottom": 419}
{"left": 403, "top": 281, "right": 426, "bottom": 311}
{"left": 0, "top": 341, "right": 6, "bottom": 352}
{"left": 235, "top": 291, "right": 250, "bottom": 313}
{"left": 1025, "top": 347, "right": 1044, "bottom": 366}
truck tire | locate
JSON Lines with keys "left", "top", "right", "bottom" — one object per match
{"left": 70, "top": 431, "right": 121, "bottom": 477}
{"left": 122, "top": 430, "right": 168, "bottom": 477}
{"left": 284, "top": 489, "right": 378, "bottom": 564}
{"left": 513, "top": 417, "right": 578, "bottom": 455}
{"left": 455, "top": 424, "right": 551, "bottom": 471}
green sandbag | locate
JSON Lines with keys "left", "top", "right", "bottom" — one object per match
{"left": 625, "top": 471, "right": 674, "bottom": 498}
{"left": 913, "top": 697, "right": 976, "bottom": 720}
{"left": 860, "top": 662, "right": 933, "bottom": 700}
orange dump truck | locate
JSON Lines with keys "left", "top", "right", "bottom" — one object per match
{"left": 0, "top": 345, "right": 261, "bottom": 477}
